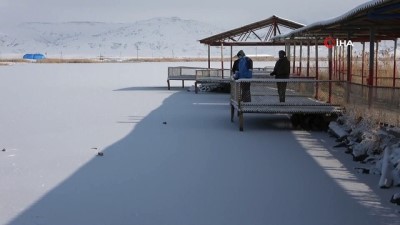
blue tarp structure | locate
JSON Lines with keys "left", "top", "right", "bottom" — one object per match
{"left": 23, "top": 53, "right": 46, "bottom": 60}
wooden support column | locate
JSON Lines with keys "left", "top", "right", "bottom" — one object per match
{"left": 375, "top": 41, "right": 379, "bottom": 86}
{"left": 368, "top": 28, "right": 375, "bottom": 108}
{"left": 368, "top": 29, "right": 375, "bottom": 86}
{"left": 315, "top": 37, "right": 319, "bottom": 99}
{"left": 333, "top": 45, "right": 337, "bottom": 79}
{"left": 315, "top": 38, "right": 319, "bottom": 80}
{"left": 292, "top": 42, "right": 296, "bottom": 74}
{"left": 328, "top": 45, "right": 333, "bottom": 103}
{"left": 342, "top": 46, "right": 345, "bottom": 81}
{"left": 307, "top": 41, "right": 310, "bottom": 77}
{"left": 337, "top": 45, "right": 343, "bottom": 80}
{"left": 285, "top": 41, "right": 291, "bottom": 62}
{"left": 208, "top": 45, "right": 211, "bottom": 69}
{"left": 347, "top": 34, "right": 352, "bottom": 82}
{"left": 299, "top": 41, "right": 303, "bottom": 75}
{"left": 394, "top": 38, "right": 398, "bottom": 87}
{"left": 230, "top": 46, "right": 233, "bottom": 74}
{"left": 346, "top": 34, "right": 352, "bottom": 104}
{"left": 361, "top": 42, "right": 365, "bottom": 85}
{"left": 221, "top": 42, "right": 224, "bottom": 78}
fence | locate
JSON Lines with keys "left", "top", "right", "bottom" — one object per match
{"left": 343, "top": 84, "right": 400, "bottom": 126}
{"left": 293, "top": 65, "right": 400, "bottom": 126}
{"left": 168, "top": 66, "right": 275, "bottom": 92}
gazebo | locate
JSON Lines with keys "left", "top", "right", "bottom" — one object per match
{"left": 199, "top": 15, "right": 305, "bottom": 73}
{"left": 272, "top": 0, "right": 400, "bottom": 124}
{"left": 167, "top": 16, "right": 305, "bottom": 91}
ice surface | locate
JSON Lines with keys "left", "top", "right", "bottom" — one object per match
{"left": 0, "top": 62, "right": 399, "bottom": 225}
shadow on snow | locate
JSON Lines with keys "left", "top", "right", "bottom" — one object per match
{"left": 8, "top": 88, "right": 398, "bottom": 225}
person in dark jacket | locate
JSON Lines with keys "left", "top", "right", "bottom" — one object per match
{"left": 232, "top": 50, "right": 253, "bottom": 102}
{"left": 270, "top": 50, "right": 290, "bottom": 102}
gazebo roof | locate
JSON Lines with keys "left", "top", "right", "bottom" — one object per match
{"left": 199, "top": 15, "right": 305, "bottom": 46}
{"left": 273, "top": 0, "right": 400, "bottom": 42}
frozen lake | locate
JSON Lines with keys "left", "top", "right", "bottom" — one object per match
{"left": 0, "top": 62, "right": 399, "bottom": 225}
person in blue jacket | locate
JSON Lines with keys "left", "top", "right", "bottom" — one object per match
{"left": 232, "top": 50, "right": 253, "bottom": 102}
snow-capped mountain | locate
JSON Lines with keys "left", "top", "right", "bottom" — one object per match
{"left": 0, "top": 17, "right": 226, "bottom": 58}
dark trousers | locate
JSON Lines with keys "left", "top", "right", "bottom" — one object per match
{"left": 240, "top": 82, "right": 251, "bottom": 102}
{"left": 277, "top": 82, "right": 287, "bottom": 102}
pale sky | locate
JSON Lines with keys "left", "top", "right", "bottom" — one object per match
{"left": 0, "top": 0, "right": 368, "bottom": 28}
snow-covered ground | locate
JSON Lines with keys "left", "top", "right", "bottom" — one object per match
{"left": 0, "top": 62, "right": 399, "bottom": 225}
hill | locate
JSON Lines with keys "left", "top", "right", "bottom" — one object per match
{"left": 0, "top": 17, "right": 226, "bottom": 59}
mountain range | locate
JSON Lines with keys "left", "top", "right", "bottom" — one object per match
{"left": 0, "top": 17, "right": 227, "bottom": 59}
{"left": 1, "top": 17, "right": 398, "bottom": 59}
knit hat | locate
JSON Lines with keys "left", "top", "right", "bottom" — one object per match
{"left": 237, "top": 50, "right": 245, "bottom": 57}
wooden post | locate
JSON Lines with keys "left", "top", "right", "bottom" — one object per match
{"left": 333, "top": 45, "right": 337, "bottom": 80}
{"left": 286, "top": 41, "right": 291, "bottom": 62}
{"left": 315, "top": 37, "right": 319, "bottom": 99}
{"left": 347, "top": 34, "right": 352, "bottom": 82}
{"left": 328, "top": 45, "right": 333, "bottom": 103}
{"left": 375, "top": 41, "right": 379, "bottom": 86}
{"left": 394, "top": 38, "right": 398, "bottom": 87}
{"left": 368, "top": 29, "right": 375, "bottom": 86}
{"left": 315, "top": 38, "right": 319, "bottom": 80}
{"left": 221, "top": 42, "right": 224, "bottom": 78}
{"left": 230, "top": 46, "right": 233, "bottom": 75}
{"left": 346, "top": 34, "right": 352, "bottom": 105}
{"left": 361, "top": 42, "right": 365, "bottom": 85}
{"left": 338, "top": 45, "right": 342, "bottom": 80}
{"left": 299, "top": 41, "right": 303, "bottom": 75}
{"left": 293, "top": 42, "right": 296, "bottom": 74}
{"left": 307, "top": 41, "right": 310, "bottom": 77}
{"left": 342, "top": 46, "right": 345, "bottom": 81}
{"left": 368, "top": 28, "right": 375, "bottom": 108}
{"left": 208, "top": 45, "right": 211, "bottom": 69}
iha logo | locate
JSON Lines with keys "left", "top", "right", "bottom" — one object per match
{"left": 323, "top": 36, "right": 354, "bottom": 48}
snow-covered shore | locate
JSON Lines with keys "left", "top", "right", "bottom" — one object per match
{"left": 0, "top": 62, "right": 399, "bottom": 225}
{"left": 329, "top": 113, "right": 400, "bottom": 206}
